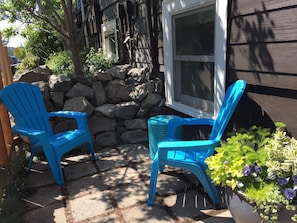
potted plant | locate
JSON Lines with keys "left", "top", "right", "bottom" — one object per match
{"left": 205, "top": 122, "right": 297, "bottom": 223}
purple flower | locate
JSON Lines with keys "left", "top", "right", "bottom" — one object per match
{"left": 293, "top": 175, "right": 297, "bottom": 184}
{"left": 255, "top": 166, "right": 262, "bottom": 173}
{"left": 223, "top": 160, "right": 228, "bottom": 165}
{"left": 283, "top": 188, "right": 296, "bottom": 200}
{"left": 249, "top": 164, "right": 255, "bottom": 172}
{"left": 242, "top": 166, "right": 251, "bottom": 176}
{"left": 278, "top": 177, "right": 290, "bottom": 185}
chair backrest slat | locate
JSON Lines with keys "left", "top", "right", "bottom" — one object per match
{"left": 0, "top": 82, "right": 53, "bottom": 137}
{"left": 210, "top": 80, "right": 246, "bottom": 141}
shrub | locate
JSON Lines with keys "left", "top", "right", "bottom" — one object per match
{"left": 46, "top": 51, "right": 74, "bottom": 76}
{"left": 83, "top": 48, "right": 111, "bottom": 76}
{"left": 0, "top": 149, "right": 26, "bottom": 223}
{"left": 16, "top": 52, "right": 40, "bottom": 74}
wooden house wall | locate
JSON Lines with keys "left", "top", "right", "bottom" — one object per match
{"left": 227, "top": 0, "right": 297, "bottom": 137}
{"left": 97, "top": 0, "right": 164, "bottom": 74}
{"left": 94, "top": 0, "right": 297, "bottom": 136}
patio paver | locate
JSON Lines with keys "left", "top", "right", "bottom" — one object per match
{"left": 22, "top": 143, "right": 235, "bottom": 223}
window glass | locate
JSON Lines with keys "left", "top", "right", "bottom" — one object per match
{"left": 101, "top": 20, "right": 118, "bottom": 62}
{"left": 180, "top": 61, "right": 214, "bottom": 101}
{"left": 175, "top": 7, "right": 215, "bottom": 55}
{"left": 173, "top": 5, "right": 215, "bottom": 113}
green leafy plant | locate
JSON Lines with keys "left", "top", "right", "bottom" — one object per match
{"left": 16, "top": 52, "right": 40, "bottom": 73}
{"left": 0, "top": 149, "right": 26, "bottom": 223}
{"left": 46, "top": 51, "right": 74, "bottom": 76}
{"left": 83, "top": 48, "right": 111, "bottom": 76}
{"left": 205, "top": 122, "right": 297, "bottom": 223}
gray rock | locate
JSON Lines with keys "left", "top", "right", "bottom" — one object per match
{"left": 92, "top": 81, "right": 107, "bottom": 106}
{"left": 116, "top": 120, "right": 127, "bottom": 133}
{"left": 120, "top": 129, "right": 148, "bottom": 143}
{"left": 66, "top": 82, "right": 94, "bottom": 99}
{"left": 136, "top": 107, "right": 149, "bottom": 118}
{"left": 94, "top": 104, "right": 115, "bottom": 118}
{"left": 115, "top": 102, "right": 139, "bottom": 119}
{"left": 32, "top": 81, "right": 49, "bottom": 99}
{"left": 129, "top": 83, "right": 148, "bottom": 102}
{"left": 88, "top": 116, "right": 116, "bottom": 135}
{"left": 108, "top": 79, "right": 131, "bottom": 102}
{"left": 13, "top": 68, "right": 50, "bottom": 83}
{"left": 33, "top": 65, "right": 52, "bottom": 76}
{"left": 48, "top": 75, "right": 72, "bottom": 92}
{"left": 50, "top": 91, "right": 65, "bottom": 109}
{"left": 141, "top": 93, "right": 162, "bottom": 108}
{"left": 95, "top": 131, "right": 120, "bottom": 147}
{"left": 124, "top": 119, "right": 147, "bottom": 129}
{"left": 127, "top": 67, "right": 149, "bottom": 78}
{"left": 72, "top": 76, "right": 94, "bottom": 86}
{"left": 107, "top": 64, "right": 130, "bottom": 80}
{"left": 95, "top": 72, "right": 113, "bottom": 82}
{"left": 63, "top": 97, "right": 94, "bottom": 115}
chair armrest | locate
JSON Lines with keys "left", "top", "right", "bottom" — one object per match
{"left": 49, "top": 111, "right": 88, "bottom": 129}
{"left": 12, "top": 125, "right": 50, "bottom": 147}
{"left": 167, "top": 118, "right": 215, "bottom": 138}
{"left": 158, "top": 139, "right": 219, "bottom": 151}
{"left": 157, "top": 139, "right": 220, "bottom": 160}
{"left": 12, "top": 125, "right": 45, "bottom": 137}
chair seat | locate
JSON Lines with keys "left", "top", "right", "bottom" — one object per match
{"left": 167, "top": 150, "right": 211, "bottom": 164}
{"left": 33, "top": 129, "right": 89, "bottom": 158}
{"left": 48, "top": 129, "right": 88, "bottom": 148}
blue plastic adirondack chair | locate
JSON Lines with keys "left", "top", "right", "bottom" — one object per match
{"left": 147, "top": 80, "right": 246, "bottom": 206}
{"left": 0, "top": 82, "right": 97, "bottom": 185}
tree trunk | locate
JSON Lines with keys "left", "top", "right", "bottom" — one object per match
{"left": 64, "top": 0, "right": 84, "bottom": 76}
{"left": 67, "top": 37, "right": 83, "bottom": 76}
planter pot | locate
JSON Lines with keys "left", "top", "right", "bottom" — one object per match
{"left": 224, "top": 188, "right": 296, "bottom": 223}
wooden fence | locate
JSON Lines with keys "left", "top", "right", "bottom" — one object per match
{"left": 0, "top": 33, "right": 14, "bottom": 166}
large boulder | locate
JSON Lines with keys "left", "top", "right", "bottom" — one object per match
{"left": 63, "top": 97, "right": 94, "bottom": 115}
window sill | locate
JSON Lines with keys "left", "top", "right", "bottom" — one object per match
{"left": 165, "top": 101, "right": 214, "bottom": 119}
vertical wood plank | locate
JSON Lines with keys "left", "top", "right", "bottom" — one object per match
{"left": 0, "top": 33, "right": 14, "bottom": 166}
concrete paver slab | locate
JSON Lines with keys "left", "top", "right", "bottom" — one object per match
{"left": 22, "top": 143, "right": 235, "bottom": 223}
{"left": 67, "top": 174, "right": 105, "bottom": 198}
{"left": 69, "top": 191, "right": 114, "bottom": 222}
{"left": 23, "top": 202, "right": 66, "bottom": 223}
{"left": 121, "top": 203, "right": 175, "bottom": 223}
{"left": 63, "top": 161, "right": 97, "bottom": 181}
{"left": 101, "top": 167, "right": 141, "bottom": 188}
{"left": 111, "top": 182, "right": 148, "bottom": 208}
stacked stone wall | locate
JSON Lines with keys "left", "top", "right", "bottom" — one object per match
{"left": 14, "top": 65, "right": 169, "bottom": 148}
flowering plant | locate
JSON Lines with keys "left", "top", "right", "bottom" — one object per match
{"left": 205, "top": 122, "right": 297, "bottom": 223}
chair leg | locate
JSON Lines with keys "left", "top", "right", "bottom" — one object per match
{"left": 147, "top": 159, "right": 159, "bottom": 206}
{"left": 27, "top": 145, "right": 42, "bottom": 172}
{"left": 47, "top": 158, "right": 65, "bottom": 185}
{"left": 195, "top": 172, "right": 221, "bottom": 204}
{"left": 87, "top": 139, "right": 98, "bottom": 161}
{"left": 27, "top": 154, "right": 34, "bottom": 172}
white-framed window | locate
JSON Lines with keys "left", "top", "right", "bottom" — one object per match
{"left": 101, "top": 19, "right": 118, "bottom": 62}
{"left": 162, "top": 0, "right": 228, "bottom": 119}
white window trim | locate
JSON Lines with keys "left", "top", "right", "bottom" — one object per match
{"left": 101, "top": 19, "right": 119, "bottom": 61}
{"left": 162, "top": 0, "right": 228, "bottom": 119}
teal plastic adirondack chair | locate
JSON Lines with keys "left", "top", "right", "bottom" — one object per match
{"left": 147, "top": 80, "right": 246, "bottom": 206}
{"left": 0, "top": 82, "right": 97, "bottom": 185}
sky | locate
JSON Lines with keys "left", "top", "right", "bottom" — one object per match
{"left": 0, "top": 19, "right": 25, "bottom": 47}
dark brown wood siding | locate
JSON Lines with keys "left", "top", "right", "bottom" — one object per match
{"left": 97, "top": 0, "right": 164, "bottom": 75}
{"left": 227, "top": 0, "right": 297, "bottom": 136}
